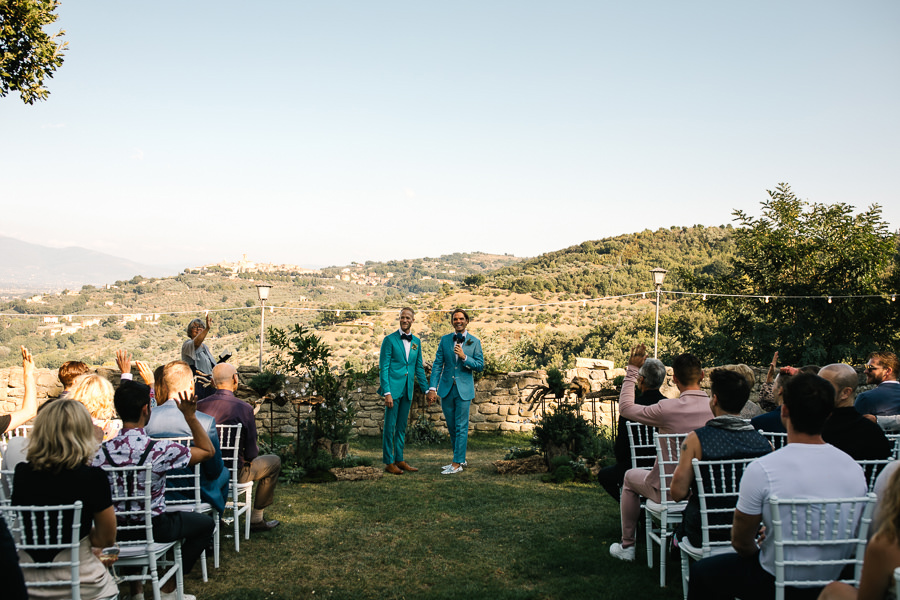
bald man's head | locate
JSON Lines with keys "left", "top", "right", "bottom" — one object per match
{"left": 213, "top": 363, "right": 238, "bottom": 390}
{"left": 819, "top": 363, "right": 859, "bottom": 408}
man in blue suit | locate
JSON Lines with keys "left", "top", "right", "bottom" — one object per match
{"left": 378, "top": 307, "right": 429, "bottom": 475}
{"left": 146, "top": 360, "right": 230, "bottom": 514}
{"left": 426, "top": 308, "right": 484, "bottom": 474}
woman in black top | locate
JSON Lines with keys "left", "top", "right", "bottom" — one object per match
{"left": 12, "top": 399, "right": 118, "bottom": 600}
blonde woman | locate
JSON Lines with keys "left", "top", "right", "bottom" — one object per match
{"left": 12, "top": 400, "right": 118, "bottom": 599}
{"left": 71, "top": 374, "right": 121, "bottom": 441}
{"left": 819, "top": 465, "right": 900, "bottom": 600}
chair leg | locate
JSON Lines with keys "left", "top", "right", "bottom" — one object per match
{"left": 659, "top": 515, "right": 668, "bottom": 587}
{"left": 244, "top": 485, "right": 253, "bottom": 541}
{"left": 646, "top": 510, "right": 654, "bottom": 569}
{"left": 149, "top": 564, "right": 162, "bottom": 600}
{"left": 174, "top": 542, "right": 185, "bottom": 600}
{"left": 233, "top": 491, "right": 241, "bottom": 552}
{"left": 213, "top": 515, "right": 220, "bottom": 569}
{"left": 680, "top": 549, "right": 690, "bottom": 600}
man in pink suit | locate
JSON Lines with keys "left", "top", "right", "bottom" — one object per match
{"left": 609, "top": 344, "right": 713, "bottom": 561}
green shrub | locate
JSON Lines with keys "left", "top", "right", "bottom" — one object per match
{"left": 533, "top": 402, "right": 603, "bottom": 462}
{"left": 406, "top": 414, "right": 447, "bottom": 445}
{"left": 502, "top": 446, "right": 540, "bottom": 460}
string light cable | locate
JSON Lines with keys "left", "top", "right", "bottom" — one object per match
{"left": 0, "top": 289, "right": 895, "bottom": 321}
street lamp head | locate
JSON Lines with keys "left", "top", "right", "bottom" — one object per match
{"left": 650, "top": 268, "right": 668, "bottom": 287}
{"left": 256, "top": 284, "right": 272, "bottom": 301}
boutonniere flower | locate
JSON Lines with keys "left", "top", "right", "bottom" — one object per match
{"left": 466, "top": 339, "right": 473, "bottom": 346}
{"left": 411, "top": 343, "right": 418, "bottom": 351}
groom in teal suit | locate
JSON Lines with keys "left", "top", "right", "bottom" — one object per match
{"left": 426, "top": 308, "right": 484, "bottom": 474}
{"left": 378, "top": 307, "right": 429, "bottom": 475}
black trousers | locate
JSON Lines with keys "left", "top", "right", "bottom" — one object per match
{"left": 151, "top": 511, "right": 215, "bottom": 575}
{"left": 688, "top": 551, "right": 822, "bottom": 600}
{"left": 0, "top": 516, "right": 27, "bottom": 600}
{"left": 596, "top": 462, "right": 628, "bottom": 502}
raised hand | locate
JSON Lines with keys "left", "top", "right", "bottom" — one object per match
{"left": 628, "top": 344, "right": 648, "bottom": 369}
{"left": 21, "top": 346, "right": 34, "bottom": 378}
{"left": 115, "top": 349, "right": 132, "bottom": 374}
{"left": 175, "top": 390, "right": 199, "bottom": 419}
{"left": 135, "top": 361, "right": 154, "bottom": 386}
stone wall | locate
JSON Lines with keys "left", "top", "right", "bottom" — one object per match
{"left": 0, "top": 363, "right": 873, "bottom": 439}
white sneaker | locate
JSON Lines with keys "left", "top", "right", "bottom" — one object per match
{"left": 160, "top": 592, "right": 196, "bottom": 600}
{"left": 441, "top": 462, "right": 467, "bottom": 472}
{"left": 442, "top": 465, "right": 464, "bottom": 475}
{"left": 609, "top": 543, "right": 635, "bottom": 561}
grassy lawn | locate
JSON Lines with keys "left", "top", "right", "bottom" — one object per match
{"left": 184, "top": 433, "right": 684, "bottom": 600}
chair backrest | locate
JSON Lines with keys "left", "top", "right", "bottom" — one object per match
{"left": 886, "top": 434, "right": 900, "bottom": 460}
{"left": 626, "top": 421, "right": 657, "bottom": 470}
{"left": 100, "top": 463, "right": 155, "bottom": 546}
{"left": 856, "top": 459, "right": 895, "bottom": 493}
{"left": 154, "top": 437, "right": 203, "bottom": 509}
{"left": 758, "top": 430, "right": 788, "bottom": 450}
{"left": 0, "top": 468, "right": 14, "bottom": 504}
{"left": 768, "top": 493, "right": 876, "bottom": 600}
{"left": 691, "top": 457, "right": 758, "bottom": 554}
{"left": 655, "top": 432, "right": 687, "bottom": 502}
{"left": 216, "top": 423, "right": 244, "bottom": 479}
{"left": 1, "top": 424, "right": 33, "bottom": 442}
{"left": 2, "top": 500, "right": 84, "bottom": 600}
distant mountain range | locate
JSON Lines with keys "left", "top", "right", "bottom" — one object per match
{"left": 0, "top": 236, "right": 173, "bottom": 293}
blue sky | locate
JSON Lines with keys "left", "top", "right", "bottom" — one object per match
{"left": 2, "top": 1, "right": 898, "bottom": 270}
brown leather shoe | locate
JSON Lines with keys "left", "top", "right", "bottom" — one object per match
{"left": 250, "top": 519, "right": 280, "bottom": 532}
{"left": 385, "top": 463, "right": 404, "bottom": 475}
{"left": 395, "top": 461, "right": 419, "bottom": 472}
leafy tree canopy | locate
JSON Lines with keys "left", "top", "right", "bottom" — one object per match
{"left": 681, "top": 183, "right": 899, "bottom": 365}
{"left": 0, "top": 0, "right": 67, "bottom": 104}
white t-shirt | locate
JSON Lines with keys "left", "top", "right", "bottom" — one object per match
{"left": 736, "top": 443, "right": 867, "bottom": 580}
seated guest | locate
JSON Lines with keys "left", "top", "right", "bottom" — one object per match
{"left": 757, "top": 351, "right": 780, "bottom": 412}
{"left": 818, "top": 464, "right": 900, "bottom": 599}
{"left": 751, "top": 365, "right": 821, "bottom": 434}
{"left": 0, "top": 347, "right": 37, "bottom": 600}
{"left": 855, "top": 351, "right": 900, "bottom": 417}
{"left": 716, "top": 364, "right": 764, "bottom": 419}
{"left": 609, "top": 345, "right": 713, "bottom": 561}
{"left": 671, "top": 368, "right": 772, "bottom": 547}
{"left": 596, "top": 357, "right": 666, "bottom": 502}
{"left": 146, "top": 360, "right": 229, "bottom": 513}
{"left": 13, "top": 400, "right": 118, "bottom": 600}
{"left": 115, "top": 349, "right": 157, "bottom": 405}
{"left": 1, "top": 346, "right": 37, "bottom": 436}
{"left": 55, "top": 360, "right": 91, "bottom": 401}
{"left": 688, "top": 373, "right": 867, "bottom": 600}
{"left": 819, "top": 363, "right": 891, "bottom": 460}
{"left": 71, "top": 374, "right": 121, "bottom": 441}
{"left": 199, "top": 363, "right": 282, "bottom": 532}
{"left": 1, "top": 348, "right": 40, "bottom": 471}
{"left": 93, "top": 380, "right": 215, "bottom": 600}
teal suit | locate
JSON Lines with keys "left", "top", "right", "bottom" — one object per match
{"left": 430, "top": 331, "right": 484, "bottom": 463}
{"left": 378, "top": 330, "right": 428, "bottom": 464}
